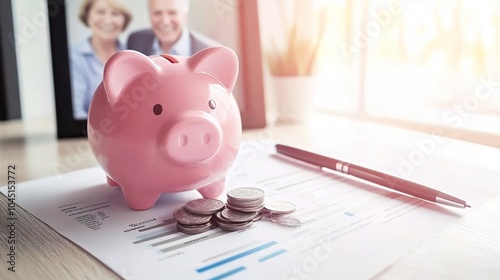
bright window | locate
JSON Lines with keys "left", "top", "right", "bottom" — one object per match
{"left": 259, "top": 0, "right": 500, "bottom": 146}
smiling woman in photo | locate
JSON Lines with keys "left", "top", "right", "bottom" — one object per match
{"left": 70, "top": 0, "right": 132, "bottom": 120}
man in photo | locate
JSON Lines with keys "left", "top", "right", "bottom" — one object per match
{"left": 127, "top": 0, "right": 219, "bottom": 56}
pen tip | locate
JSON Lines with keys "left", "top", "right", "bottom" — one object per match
{"left": 466, "top": 204, "right": 471, "bottom": 208}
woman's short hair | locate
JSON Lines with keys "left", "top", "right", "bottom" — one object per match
{"left": 79, "top": 0, "right": 132, "bottom": 31}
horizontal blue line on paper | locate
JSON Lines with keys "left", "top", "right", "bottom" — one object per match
{"left": 209, "top": 266, "right": 246, "bottom": 280}
{"left": 259, "top": 249, "right": 287, "bottom": 262}
{"left": 196, "top": 241, "right": 277, "bottom": 273}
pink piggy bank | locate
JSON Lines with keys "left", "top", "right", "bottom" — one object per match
{"left": 87, "top": 47, "right": 241, "bottom": 210}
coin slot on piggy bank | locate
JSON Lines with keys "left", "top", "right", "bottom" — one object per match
{"left": 160, "top": 54, "right": 178, "bottom": 63}
{"left": 87, "top": 46, "right": 242, "bottom": 210}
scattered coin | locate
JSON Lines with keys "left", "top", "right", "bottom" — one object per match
{"left": 261, "top": 212, "right": 302, "bottom": 227}
{"left": 264, "top": 201, "right": 296, "bottom": 215}
{"left": 269, "top": 214, "right": 302, "bottom": 227}
{"left": 185, "top": 198, "right": 225, "bottom": 215}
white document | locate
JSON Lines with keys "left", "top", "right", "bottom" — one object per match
{"left": 1, "top": 142, "right": 494, "bottom": 279}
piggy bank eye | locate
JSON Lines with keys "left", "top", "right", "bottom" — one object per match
{"left": 208, "top": 99, "right": 217, "bottom": 110}
{"left": 153, "top": 104, "right": 163, "bottom": 115}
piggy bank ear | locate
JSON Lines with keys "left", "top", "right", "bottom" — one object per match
{"left": 188, "top": 46, "right": 239, "bottom": 92}
{"left": 103, "top": 50, "right": 160, "bottom": 105}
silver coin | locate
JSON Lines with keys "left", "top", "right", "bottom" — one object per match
{"left": 253, "top": 212, "right": 263, "bottom": 222}
{"left": 226, "top": 198, "right": 265, "bottom": 208}
{"left": 227, "top": 187, "right": 265, "bottom": 201}
{"left": 177, "top": 221, "right": 214, "bottom": 234}
{"left": 226, "top": 203, "right": 264, "bottom": 213}
{"left": 185, "top": 198, "right": 225, "bottom": 215}
{"left": 227, "top": 196, "right": 265, "bottom": 203}
{"left": 173, "top": 206, "right": 212, "bottom": 225}
{"left": 270, "top": 214, "right": 302, "bottom": 227}
{"left": 264, "top": 201, "right": 296, "bottom": 214}
{"left": 215, "top": 220, "right": 253, "bottom": 232}
{"left": 213, "top": 211, "right": 231, "bottom": 223}
{"left": 221, "top": 208, "right": 258, "bottom": 223}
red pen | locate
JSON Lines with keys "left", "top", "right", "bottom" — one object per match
{"left": 275, "top": 144, "right": 471, "bottom": 208}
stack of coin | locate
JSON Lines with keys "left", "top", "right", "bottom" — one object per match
{"left": 173, "top": 187, "right": 298, "bottom": 234}
{"left": 173, "top": 198, "right": 224, "bottom": 234}
{"left": 226, "top": 187, "right": 266, "bottom": 213}
{"left": 213, "top": 208, "right": 257, "bottom": 232}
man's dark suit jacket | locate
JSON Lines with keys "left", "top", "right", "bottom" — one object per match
{"left": 126, "top": 29, "right": 219, "bottom": 56}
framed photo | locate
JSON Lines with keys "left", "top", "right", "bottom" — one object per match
{"left": 48, "top": 0, "right": 266, "bottom": 138}
{"left": 0, "top": 0, "right": 21, "bottom": 121}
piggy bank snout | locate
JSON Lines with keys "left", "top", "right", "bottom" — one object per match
{"left": 164, "top": 113, "right": 222, "bottom": 165}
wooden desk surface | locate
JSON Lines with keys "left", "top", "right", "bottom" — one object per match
{"left": 1, "top": 115, "right": 500, "bottom": 279}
